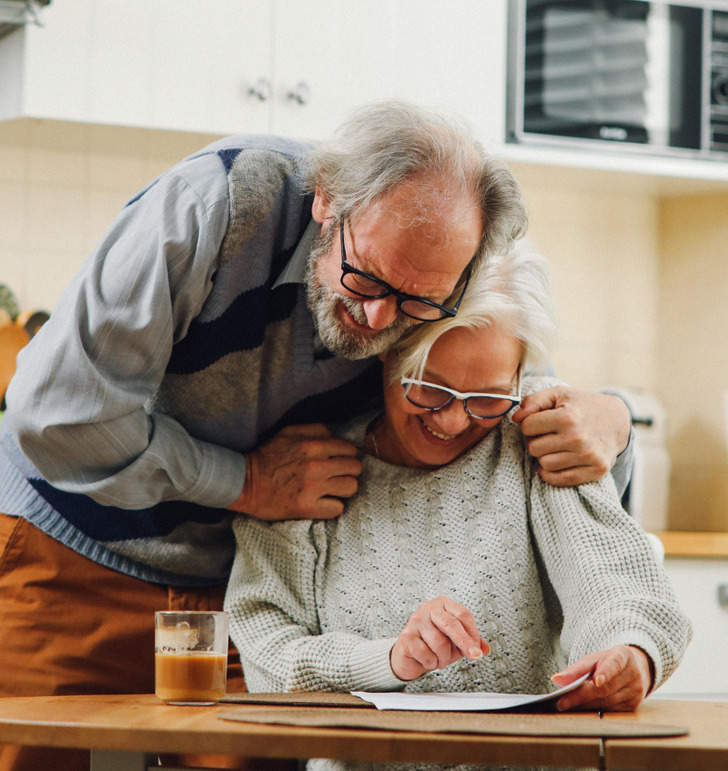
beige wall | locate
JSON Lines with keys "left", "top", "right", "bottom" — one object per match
{"left": 1, "top": 120, "right": 726, "bottom": 531}
{"left": 0, "top": 119, "right": 221, "bottom": 313}
{"left": 658, "top": 194, "right": 728, "bottom": 531}
{"left": 510, "top": 163, "right": 662, "bottom": 395}
{"left": 510, "top": 163, "right": 728, "bottom": 532}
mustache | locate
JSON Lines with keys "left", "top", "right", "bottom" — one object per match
{"left": 336, "top": 294, "right": 369, "bottom": 326}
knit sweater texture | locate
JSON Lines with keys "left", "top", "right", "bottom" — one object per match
{"left": 225, "top": 378, "right": 691, "bottom": 771}
{"left": 0, "top": 136, "right": 380, "bottom": 585}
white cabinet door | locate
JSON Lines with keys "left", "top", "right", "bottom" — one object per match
{"left": 86, "top": 0, "right": 273, "bottom": 134}
{"left": 271, "top": 0, "right": 505, "bottom": 145}
{"left": 86, "top": 0, "right": 155, "bottom": 128}
{"left": 146, "top": 0, "right": 273, "bottom": 135}
{"left": 363, "top": 0, "right": 506, "bottom": 148}
{"left": 2, "top": 0, "right": 92, "bottom": 123}
{"left": 656, "top": 558, "right": 728, "bottom": 698}
{"left": 0, "top": 0, "right": 274, "bottom": 133}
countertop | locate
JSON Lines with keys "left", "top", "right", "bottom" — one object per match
{"left": 656, "top": 532, "right": 728, "bottom": 559}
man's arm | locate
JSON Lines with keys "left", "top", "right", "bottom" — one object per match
{"left": 512, "top": 386, "right": 633, "bottom": 492}
{"left": 6, "top": 153, "right": 243, "bottom": 510}
{"left": 228, "top": 424, "right": 362, "bottom": 520}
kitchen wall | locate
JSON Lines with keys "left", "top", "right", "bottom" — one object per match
{"left": 658, "top": 194, "right": 728, "bottom": 532}
{"left": 1, "top": 119, "right": 726, "bottom": 531}
{"left": 0, "top": 119, "right": 222, "bottom": 313}
{"left": 510, "top": 163, "right": 662, "bottom": 395}
{"left": 511, "top": 162, "right": 728, "bottom": 532}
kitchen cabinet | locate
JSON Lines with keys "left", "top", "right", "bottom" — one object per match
{"left": 0, "top": 0, "right": 274, "bottom": 134}
{"left": 0, "top": 0, "right": 89, "bottom": 124}
{"left": 119, "top": 0, "right": 273, "bottom": 135}
{"left": 5, "top": 0, "right": 728, "bottom": 183}
{"left": 269, "top": 0, "right": 505, "bottom": 145}
{"left": 655, "top": 556, "right": 728, "bottom": 698}
{"left": 0, "top": 0, "right": 506, "bottom": 144}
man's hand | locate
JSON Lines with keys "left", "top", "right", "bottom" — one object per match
{"left": 228, "top": 424, "right": 362, "bottom": 521}
{"left": 390, "top": 596, "right": 490, "bottom": 682}
{"left": 551, "top": 645, "right": 654, "bottom": 712}
{"left": 511, "top": 386, "right": 631, "bottom": 486}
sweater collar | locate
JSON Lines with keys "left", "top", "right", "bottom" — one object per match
{"left": 272, "top": 218, "right": 320, "bottom": 289}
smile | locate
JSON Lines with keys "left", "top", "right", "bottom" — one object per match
{"left": 421, "top": 420, "right": 457, "bottom": 442}
{"left": 338, "top": 300, "right": 373, "bottom": 333}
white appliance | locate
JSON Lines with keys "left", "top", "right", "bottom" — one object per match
{"left": 604, "top": 387, "right": 671, "bottom": 532}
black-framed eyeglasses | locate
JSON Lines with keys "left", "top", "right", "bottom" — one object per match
{"left": 401, "top": 366, "right": 522, "bottom": 420}
{"left": 339, "top": 217, "right": 470, "bottom": 322}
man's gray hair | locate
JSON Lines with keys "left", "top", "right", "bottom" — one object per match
{"left": 308, "top": 101, "right": 527, "bottom": 264}
{"left": 393, "top": 240, "right": 557, "bottom": 381}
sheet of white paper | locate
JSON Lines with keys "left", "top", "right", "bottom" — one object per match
{"left": 352, "top": 672, "right": 590, "bottom": 712}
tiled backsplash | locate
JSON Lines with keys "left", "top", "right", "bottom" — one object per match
{"left": 2, "top": 119, "right": 727, "bottom": 531}
{"left": 0, "top": 119, "right": 221, "bottom": 314}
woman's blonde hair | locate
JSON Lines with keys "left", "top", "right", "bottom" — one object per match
{"left": 392, "top": 240, "right": 557, "bottom": 383}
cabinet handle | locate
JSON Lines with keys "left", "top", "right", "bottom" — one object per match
{"left": 719, "top": 584, "right": 728, "bottom": 607}
{"left": 248, "top": 78, "right": 271, "bottom": 102}
{"left": 287, "top": 81, "right": 311, "bottom": 106}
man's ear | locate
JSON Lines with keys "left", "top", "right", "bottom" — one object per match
{"left": 312, "top": 185, "right": 332, "bottom": 224}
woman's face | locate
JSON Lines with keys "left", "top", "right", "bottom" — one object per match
{"left": 378, "top": 326, "right": 522, "bottom": 469}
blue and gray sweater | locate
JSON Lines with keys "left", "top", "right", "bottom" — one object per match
{"left": 0, "top": 136, "right": 381, "bottom": 585}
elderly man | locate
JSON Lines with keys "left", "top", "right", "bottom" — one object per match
{"left": 0, "top": 102, "right": 631, "bottom": 771}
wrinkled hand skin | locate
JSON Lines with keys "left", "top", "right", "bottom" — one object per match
{"left": 228, "top": 424, "right": 362, "bottom": 521}
{"left": 552, "top": 645, "right": 654, "bottom": 712}
{"left": 512, "top": 387, "right": 631, "bottom": 487}
{"left": 390, "top": 595, "right": 491, "bottom": 682}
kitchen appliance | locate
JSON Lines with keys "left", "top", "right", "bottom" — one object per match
{"left": 605, "top": 387, "right": 671, "bottom": 532}
{"left": 506, "top": 0, "right": 728, "bottom": 160}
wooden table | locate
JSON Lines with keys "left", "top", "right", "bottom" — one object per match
{"left": 603, "top": 699, "right": 728, "bottom": 770}
{"left": 0, "top": 693, "right": 725, "bottom": 770}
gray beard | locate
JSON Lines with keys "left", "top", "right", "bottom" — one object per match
{"left": 304, "top": 227, "right": 411, "bottom": 361}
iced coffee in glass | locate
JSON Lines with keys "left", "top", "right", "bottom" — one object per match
{"left": 154, "top": 611, "right": 229, "bottom": 705}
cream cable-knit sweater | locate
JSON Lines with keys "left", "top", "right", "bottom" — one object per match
{"left": 225, "top": 379, "right": 691, "bottom": 771}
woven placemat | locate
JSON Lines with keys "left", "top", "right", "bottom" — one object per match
{"left": 218, "top": 706, "right": 688, "bottom": 738}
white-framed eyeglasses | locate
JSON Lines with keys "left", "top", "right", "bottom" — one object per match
{"left": 401, "top": 366, "right": 522, "bottom": 420}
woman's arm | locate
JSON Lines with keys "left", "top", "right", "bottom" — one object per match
{"left": 528, "top": 472, "right": 692, "bottom": 701}
{"left": 224, "top": 516, "right": 402, "bottom": 693}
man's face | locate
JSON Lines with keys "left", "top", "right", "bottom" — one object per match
{"left": 305, "top": 225, "right": 412, "bottom": 360}
{"left": 306, "top": 181, "right": 483, "bottom": 361}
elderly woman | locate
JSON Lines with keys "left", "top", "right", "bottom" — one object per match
{"left": 224, "top": 243, "right": 690, "bottom": 770}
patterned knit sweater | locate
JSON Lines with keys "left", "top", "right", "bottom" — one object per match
{"left": 225, "top": 379, "right": 691, "bottom": 771}
{"left": 0, "top": 135, "right": 381, "bottom": 585}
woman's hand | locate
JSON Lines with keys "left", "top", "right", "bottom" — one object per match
{"left": 551, "top": 645, "right": 654, "bottom": 712}
{"left": 389, "top": 596, "right": 490, "bottom": 682}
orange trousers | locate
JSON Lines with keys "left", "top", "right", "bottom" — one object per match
{"left": 0, "top": 513, "right": 294, "bottom": 771}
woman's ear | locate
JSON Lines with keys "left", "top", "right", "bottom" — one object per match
{"left": 312, "top": 185, "right": 332, "bottom": 224}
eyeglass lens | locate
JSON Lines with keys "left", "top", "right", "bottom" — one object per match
{"left": 404, "top": 382, "right": 517, "bottom": 419}
{"left": 339, "top": 218, "right": 455, "bottom": 321}
{"left": 340, "top": 272, "right": 446, "bottom": 320}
